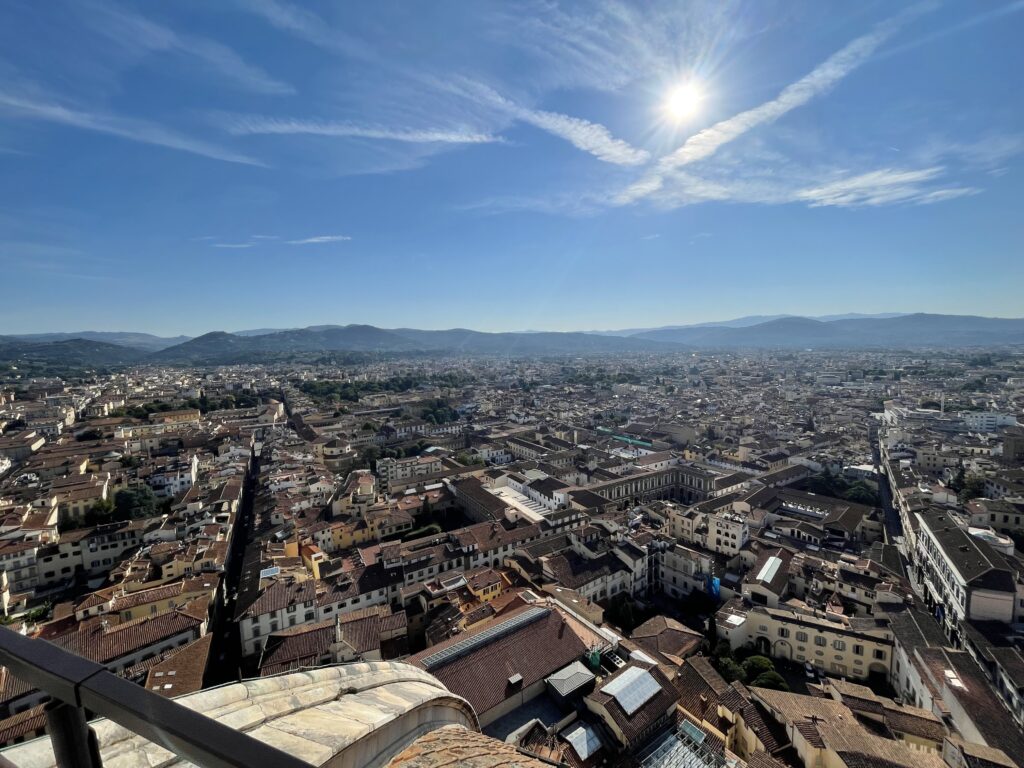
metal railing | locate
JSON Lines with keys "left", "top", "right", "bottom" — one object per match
{"left": 0, "top": 627, "right": 310, "bottom": 768}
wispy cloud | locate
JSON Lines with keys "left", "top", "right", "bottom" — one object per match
{"left": 618, "top": 4, "right": 932, "bottom": 204}
{"left": 489, "top": 0, "right": 749, "bottom": 94}
{"left": 446, "top": 79, "right": 649, "bottom": 166}
{"left": 86, "top": 2, "right": 294, "bottom": 95}
{"left": 797, "top": 167, "right": 979, "bottom": 208}
{"left": 239, "top": 0, "right": 377, "bottom": 60}
{"left": 641, "top": 234, "right": 660, "bottom": 240}
{"left": 287, "top": 235, "right": 351, "bottom": 244}
{"left": 203, "top": 233, "right": 351, "bottom": 247}
{"left": 225, "top": 115, "right": 499, "bottom": 145}
{"left": 515, "top": 108, "right": 649, "bottom": 166}
{"left": 0, "top": 88, "right": 264, "bottom": 166}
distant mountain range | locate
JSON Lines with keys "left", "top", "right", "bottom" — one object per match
{"left": 591, "top": 312, "right": 909, "bottom": 336}
{"left": 3, "top": 313, "right": 1022, "bottom": 367}
{"left": 7, "top": 331, "right": 190, "bottom": 352}
{"left": 630, "top": 314, "right": 1024, "bottom": 348}
{"left": 150, "top": 326, "right": 677, "bottom": 363}
{"left": 0, "top": 337, "right": 149, "bottom": 366}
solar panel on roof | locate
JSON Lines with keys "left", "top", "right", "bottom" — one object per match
{"left": 420, "top": 606, "right": 550, "bottom": 670}
{"left": 258, "top": 566, "right": 280, "bottom": 579}
{"left": 755, "top": 555, "right": 782, "bottom": 584}
{"left": 602, "top": 665, "right": 660, "bottom": 715}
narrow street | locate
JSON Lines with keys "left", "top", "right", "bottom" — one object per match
{"left": 204, "top": 455, "right": 259, "bottom": 686}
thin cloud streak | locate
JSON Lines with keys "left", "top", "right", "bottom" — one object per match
{"left": 287, "top": 235, "right": 352, "bottom": 244}
{"left": 448, "top": 79, "right": 649, "bottom": 166}
{"left": 226, "top": 116, "right": 499, "bottom": 145}
{"left": 240, "top": 0, "right": 378, "bottom": 61}
{"left": 618, "top": 4, "right": 932, "bottom": 204}
{"left": 0, "top": 89, "right": 264, "bottom": 167}
{"left": 211, "top": 243, "right": 255, "bottom": 248}
{"left": 517, "top": 108, "right": 649, "bottom": 166}
{"left": 797, "top": 167, "right": 978, "bottom": 207}
{"left": 87, "top": 2, "right": 294, "bottom": 95}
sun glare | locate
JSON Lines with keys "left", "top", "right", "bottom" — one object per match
{"left": 665, "top": 82, "right": 703, "bottom": 121}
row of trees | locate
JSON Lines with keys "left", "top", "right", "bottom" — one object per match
{"left": 109, "top": 392, "right": 259, "bottom": 420}
{"left": 298, "top": 375, "right": 423, "bottom": 404}
{"left": 420, "top": 398, "right": 459, "bottom": 424}
{"left": 358, "top": 441, "right": 433, "bottom": 469}
{"left": 802, "top": 468, "right": 879, "bottom": 506}
{"left": 79, "top": 486, "right": 164, "bottom": 528}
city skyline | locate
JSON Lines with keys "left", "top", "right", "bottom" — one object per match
{"left": 1, "top": 1, "right": 1023, "bottom": 336}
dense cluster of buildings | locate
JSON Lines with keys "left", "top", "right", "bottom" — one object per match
{"left": 1, "top": 349, "right": 1023, "bottom": 768}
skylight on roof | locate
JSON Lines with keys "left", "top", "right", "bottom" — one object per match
{"left": 756, "top": 556, "right": 782, "bottom": 583}
{"left": 602, "top": 666, "right": 660, "bottom": 715}
{"left": 564, "top": 723, "right": 602, "bottom": 760}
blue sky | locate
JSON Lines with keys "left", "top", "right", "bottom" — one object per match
{"left": 1, "top": 0, "right": 1022, "bottom": 336}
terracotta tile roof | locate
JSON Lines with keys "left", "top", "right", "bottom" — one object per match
{"left": 387, "top": 724, "right": 551, "bottom": 768}
{"left": 52, "top": 610, "right": 204, "bottom": 665}
{"left": 0, "top": 703, "right": 47, "bottom": 745}
{"left": 144, "top": 634, "right": 212, "bottom": 698}
{"left": 629, "top": 615, "right": 704, "bottom": 665}
{"left": 586, "top": 662, "right": 679, "bottom": 748}
{"left": 408, "top": 603, "right": 601, "bottom": 718}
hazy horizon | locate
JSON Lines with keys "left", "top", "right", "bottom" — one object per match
{"left": 6, "top": 309, "right": 1024, "bottom": 340}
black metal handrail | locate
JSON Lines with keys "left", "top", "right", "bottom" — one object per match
{"left": 0, "top": 627, "right": 310, "bottom": 768}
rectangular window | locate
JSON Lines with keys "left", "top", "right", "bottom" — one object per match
{"left": 873, "top": 649, "right": 886, "bottom": 660}
{"left": 815, "top": 636, "right": 827, "bottom": 647}
{"left": 853, "top": 644, "right": 864, "bottom": 656}
{"left": 833, "top": 640, "right": 845, "bottom": 651}
{"left": 778, "top": 628, "right": 789, "bottom": 638}
{"left": 796, "top": 631, "right": 808, "bottom": 643}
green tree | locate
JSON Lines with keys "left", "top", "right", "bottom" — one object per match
{"left": 959, "top": 475, "right": 986, "bottom": 503}
{"left": 750, "top": 671, "right": 789, "bottom": 691}
{"left": 842, "top": 482, "right": 878, "bottom": 506}
{"left": 742, "top": 655, "right": 775, "bottom": 681}
{"left": 361, "top": 447, "right": 380, "bottom": 469}
{"left": 718, "top": 658, "right": 745, "bottom": 683}
{"left": 91, "top": 497, "right": 115, "bottom": 517}
{"left": 113, "top": 486, "right": 159, "bottom": 521}
{"left": 713, "top": 640, "right": 734, "bottom": 661}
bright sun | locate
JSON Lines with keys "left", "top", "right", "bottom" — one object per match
{"left": 666, "top": 82, "right": 703, "bottom": 121}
